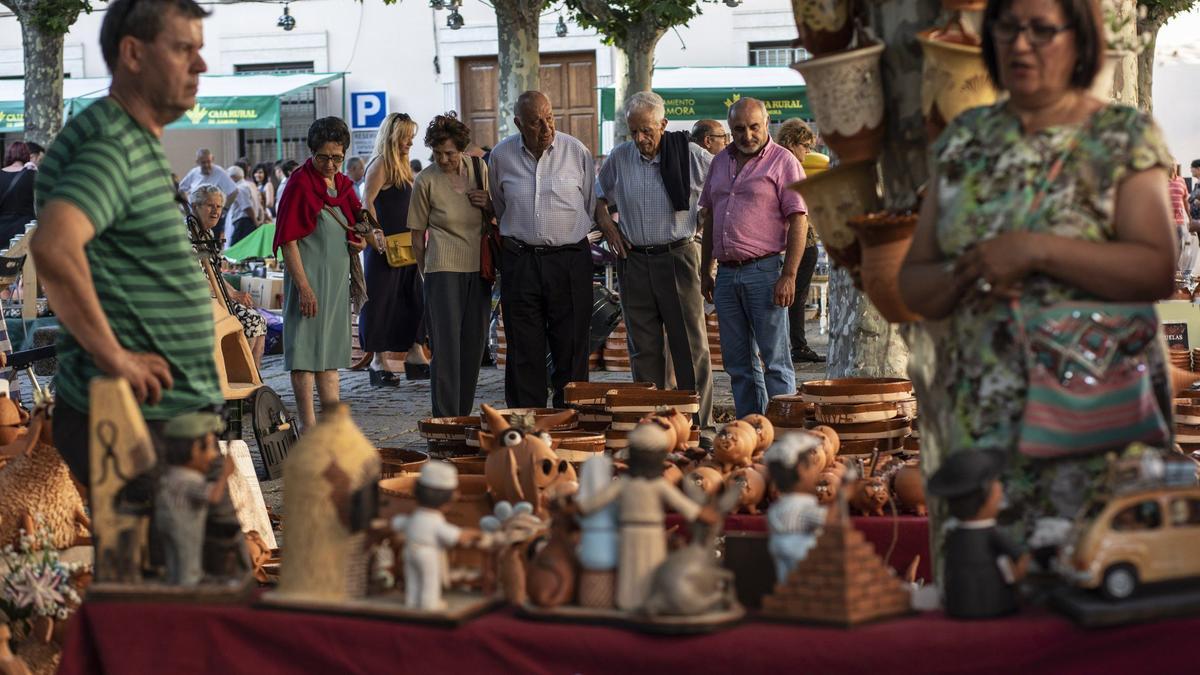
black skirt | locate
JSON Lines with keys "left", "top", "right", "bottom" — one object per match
{"left": 358, "top": 183, "right": 425, "bottom": 351}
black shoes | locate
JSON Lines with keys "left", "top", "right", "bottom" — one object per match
{"left": 404, "top": 362, "right": 431, "bottom": 380}
{"left": 369, "top": 368, "right": 401, "bottom": 387}
{"left": 792, "top": 346, "right": 826, "bottom": 363}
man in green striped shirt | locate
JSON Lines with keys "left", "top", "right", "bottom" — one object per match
{"left": 32, "top": 0, "right": 219, "bottom": 484}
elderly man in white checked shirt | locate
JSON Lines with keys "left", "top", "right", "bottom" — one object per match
{"left": 594, "top": 91, "right": 714, "bottom": 430}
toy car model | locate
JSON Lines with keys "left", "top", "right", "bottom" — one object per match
{"left": 1058, "top": 484, "right": 1200, "bottom": 600}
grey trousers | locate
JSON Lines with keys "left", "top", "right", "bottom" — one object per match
{"left": 424, "top": 271, "right": 493, "bottom": 417}
{"left": 616, "top": 241, "right": 714, "bottom": 429}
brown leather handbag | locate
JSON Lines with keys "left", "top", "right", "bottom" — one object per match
{"left": 473, "top": 156, "right": 501, "bottom": 283}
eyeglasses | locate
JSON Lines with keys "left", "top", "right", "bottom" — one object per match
{"left": 314, "top": 153, "right": 345, "bottom": 165}
{"left": 991, "top": 19, "right": 1073, "bottom": 46}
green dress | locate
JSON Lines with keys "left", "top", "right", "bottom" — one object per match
{"left": 283, "top": 192, "right": 352, "bottom": 372}
{"left": 928, "top": 102, "right": 1173, "bottom": 540}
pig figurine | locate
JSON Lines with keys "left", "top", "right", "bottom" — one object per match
{"left": 686, "top": 465, "right": 724, "bottom": 497}
{"left": 713, "top": 421, "right": 756, "bottom": 472}
{"left": 815, "top": 471, "right": 840, "bottom": 506}
{"left": 740, "top": 414, "right": 775, "bottom": 461}
{"left": 642, "top": 408, "right": 693, "bottom": 454}
{"left": 810, "top": 426, "right": 840, "bottom": 470}
{"left": 849, "top": 475, "right": 890, "bottom": 516}
{"left": 725, "top": 467, "right": 766, "bottom": 515}
{"left": 891, "top": 462, "right": 926, "bottom": 516}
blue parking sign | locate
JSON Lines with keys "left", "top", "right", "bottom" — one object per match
{"left": 350, "top": 91, "right": 387, "bottom": 129}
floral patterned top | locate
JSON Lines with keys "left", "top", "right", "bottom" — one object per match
{"left": 932, "top": 101, "right": 1172, "bottom": 451}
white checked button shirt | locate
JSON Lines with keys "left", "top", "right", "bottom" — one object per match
{"left": 595, "top": 140, "right": 711, "bottom": 247}
{"left": 488, "top": 131, "right": 596, "bottom": 246}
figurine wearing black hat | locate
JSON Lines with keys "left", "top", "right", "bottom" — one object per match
{"left": 927, "top": 449, "right": 1030, "bottom": 619}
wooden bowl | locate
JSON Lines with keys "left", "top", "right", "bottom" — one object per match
{"left": 814, "top": 401, "right": 900, "bottom": 425}
{"left": 479, "top": 408, "right": 578, "bottom": 432}
{"left": 378, "top": 447, "right": 429, "bottom": 478}
{"left": 550, "top": 431, "right": 607, "bottom": 462}
{"left": 565, "top": 381, "right": 656, "bottom": 406}
{"left": 829, "top": 417, "right": 912, "bottom": 441}
{"left": 418, "top": 416, "right": 478, "bottom": 442}
{"left": 802, "top": 378, "right": 914, "bottom": 404}
{"left": 606, "top": 390, "right": 700, "bottom": 414}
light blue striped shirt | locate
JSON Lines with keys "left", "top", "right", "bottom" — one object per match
{"left": 488, "top": 131, "right": 596, "bottom": 246}
{"left": 595, "top": 140, "right": 711, "bottom": 246}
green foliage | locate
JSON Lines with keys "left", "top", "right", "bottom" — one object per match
{"left": 28, "top": 0, "right": 92, "bottom": 35}
{"left": 565, "top": 0, "right": 707, "bottom": 45}
{"left": 1138, "top": 0, "right": 1198, "bottom": 24}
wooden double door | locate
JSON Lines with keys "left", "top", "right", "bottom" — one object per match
{"left": 458, "top": 51, "right": 598, "bottom": 156}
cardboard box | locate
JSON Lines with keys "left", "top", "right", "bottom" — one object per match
{"left": 241, "top": 275, "right": 284, "bottom": 310}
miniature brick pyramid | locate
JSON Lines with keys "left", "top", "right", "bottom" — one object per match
{"left": 761, "top": 512, "right": 911, "bottom": 626}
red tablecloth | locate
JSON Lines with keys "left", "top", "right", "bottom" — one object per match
{"left": 59, "top": 600, "right": 1197, "bottom": 675}
{"left": 666, "top": 514, "right": 932, "bottom": 581}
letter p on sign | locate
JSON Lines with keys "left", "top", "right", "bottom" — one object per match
{"left": 350, "top": 91, "right": 387, "bottom": 129}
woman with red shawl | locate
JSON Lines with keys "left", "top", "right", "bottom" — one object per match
{"left": 274, "top": 117, "right": 366, "bottom": 429}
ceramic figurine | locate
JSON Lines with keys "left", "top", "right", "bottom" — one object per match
{"left": 642, "top": 408, "right": 692, "bottom": 454}
{"left": 641, "top": 486, "right": 741, "bottom": 617}
{"left": 849, "top": 475, "right": 889, "bottom": 516}
{"left": 526, "top": 499, "right": 580, "bottom": 608}
{"left": 713, "top": 421, "right": 757, "bottom": 472}
{"left": 576, "top": 422, "right": 718, "bottom": 611}
{"left": 392, "top": 462, "right": 481, "bottom": 611}
{"left": 155, "top": 412, "right": 234, "bottom": 586}
{"left": 0, "top": 407, "right": 89, "bottom": 551}
{"left": 686, "top": 465, "right": 724, "bottom": 497}
{"left": 764, "top": 434, "right": 828, "bottom": 585}
{"left": 277, "top": 404, "right": 381, "bottom": 602}
{"left": 926, "top": 449, "right": 1028, "bottom": 619}
{"left": 575, "top": 455, "right": 619, "bottom": 607}
{"left": 891, "top": 461, "right": 927, "bottom": 516}
{"left": 725, "top": 467, "right": 766, "bottom": 514}
{"left": 480, "top": 405, "right": 577, "bottom": 516}
{"left": 741, "top": 414, "right": 775, "bottom": 461}
{"left": 815, "top": 471, "right": 840, "bottom": 506}
{"left": 479, "top": 501, "right": 544, "bottom": 604}
{"left": 0, "top": 609, "right": 32, "bottom": 675}
{"left": 810, "top": 426, "right": 841, "bottom": 469}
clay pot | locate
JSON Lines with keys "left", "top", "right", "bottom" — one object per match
{"left": 792, "top": 42, "right": 886, "bottom": 162}
{"left": 767, "top": 393, "right": 810, "bottom": 428}
{"left": 790, "top": 0, "right": 853, "bottom": 56}
{"left": 378, "top": 447, "right": 429, "bottom": 478}
{"left": 479, "top": 408, "right": 578, "bottom": 432}
{"left": 801, "top": 377, "right": 914, "bottom": 404}
{"left": 564, "top": 381, "right": 655, "bottom": 407}
{"left": 814, "top": 401, "right": 900, "bottom": 425}
{"left": 917, "top": 28, "right": 998, "bottom": 139}
{"left": 418, "top": 416, "right": 478, "bottom": 442}
{"left": 847, "top": 211, "right": 922, "bottom": 323}
{"left": 790, "top": 160, "right": 880, "bottom": 273}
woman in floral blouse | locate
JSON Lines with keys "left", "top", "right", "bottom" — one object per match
{"left": 899, "top": 0, "right": 1176, "bottom": 544}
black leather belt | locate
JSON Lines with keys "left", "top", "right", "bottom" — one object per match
{"left": 718, "top": 252, "right": 781, "bottom": 268}
{"left": 628, "top": 237, "right": 693, "bottom": 255}
{"left": 502, "top": 236, "right": 587, "bottom": 255}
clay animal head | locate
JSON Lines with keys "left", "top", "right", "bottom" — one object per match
{"left": 740, "top": 414, "right": 775, "bottom": 459}
{"left": 891, "top": 462, "right": 926, "bottom": 516}
{"left": 480, "top": 404, "right": 578, "bottom": 515}
{"left": 815, "top": 471, "right": 840, "bottom": 505}
{"left": 849, "top": 476, "right": 889, "bottom": 516}
{"left": 685, "top": 465, "right": 724, "bottom": 498}
{"left": 713, "top": 421, "right": 756, "bottom": 470}
{"left": 642, "top": 407, "right": 692, "bottom": 454}
{"left": 725, "top": 467, "right": 766, "bottom": 514}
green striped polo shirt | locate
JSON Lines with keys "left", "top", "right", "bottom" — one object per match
{"left": 35, "top": 97, "right": 221, "bottom": 419}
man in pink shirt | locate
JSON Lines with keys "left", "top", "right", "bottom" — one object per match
{"left": 699, "top": 98, "right": 808, "bottom": 416}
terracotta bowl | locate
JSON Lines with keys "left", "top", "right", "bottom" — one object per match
{"left": 418, "top": 416, "right": 478, "bottom": 442}
{"left": 801, "top": 378, "right": 914, "bottom": 404}
{"left": 479, "top": 408, "right": 578, "bottom": 432}
{"left": 828, "top": 418, "right": 911, "bottom": 441}
{"left": 564, "top": 381, "right": 656, "bottom": 406}
{"left": 448, "top": 455, "right": 488, "bottom": 475}
{"left": 606, "top": 390, "right": 700, "bottom": 414}
{"left": 767, "top": 393, "right": 810, "bottom": 427}
{"left": 814, "top": 401, "right": 900, "bottom": 425}
{"left": 847, "top": 212, "right": 922, "bottom": 323}
{"left": 378, "top": 447, "right": 429, "bottom": 478}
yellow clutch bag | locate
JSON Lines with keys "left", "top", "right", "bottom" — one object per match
{"left": 385, "top": 232, "right": 417, "bottom": 268}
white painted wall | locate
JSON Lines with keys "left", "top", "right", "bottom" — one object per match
{"left": 1152, "top": 8, "right": 1200, "bottom": 169}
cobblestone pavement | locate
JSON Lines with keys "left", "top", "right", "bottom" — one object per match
{"left": 253, "top": 322, "right": 829, "bottom": 510}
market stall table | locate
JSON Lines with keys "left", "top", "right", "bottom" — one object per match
{"left": 59, "top": 598, "right": 1197, "bottom": 675}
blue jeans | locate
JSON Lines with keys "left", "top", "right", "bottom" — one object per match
{"left": 714, "top": 255, "right": 795, "bottom": 416}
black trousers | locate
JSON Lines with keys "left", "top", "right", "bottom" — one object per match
{"left": 230, "top": 216, "right": 256, "bottom": 247}
{"left": 500, "top": 239, "right": 591, "bottom": 408}
{"left": 788, "top": 244, "right": 820, "bottom": 352}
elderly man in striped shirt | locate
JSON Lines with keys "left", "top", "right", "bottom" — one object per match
{"left": 594, "top": 91, "right": 714, "bottom": 432}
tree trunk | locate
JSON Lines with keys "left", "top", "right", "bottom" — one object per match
{"left": 612, "top": 26, "right": 663, "bottom": 143}
{"left": 1136, "top": 19, "right": 1161, "bottom": 112}
{"left": 494, "top": 0, "right": 543, "bottom": 141}
{"left": 17, "top": 13, "right": 67, "bottom": 146}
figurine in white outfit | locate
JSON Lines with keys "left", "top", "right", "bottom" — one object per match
{"left": 392, "top": 462, "right": 478, "bottom": 611}
{"left": 763, "top": 434, "right": 828, "bottom": 585}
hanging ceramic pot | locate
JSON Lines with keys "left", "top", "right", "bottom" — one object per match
{"left": 790, "top": 0, "right": 854, "bottom": 55}
{"left": 847, "top": 212, "right": 922, "bottom": 323}
{"left": 791, "top": 160, "right": 881, "bottom": 273}
{"left": 917, "top": 28, "right": 998, "bottom": 139}
{"left": 793, "top": 42, "right": 886, "bottom": 162}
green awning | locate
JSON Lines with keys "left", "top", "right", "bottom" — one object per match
{"left": 600, "top": 67, "right": 809, "bottom": 122}
{"left": 0, "top": 77, "right": 112, "bottom": 133}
